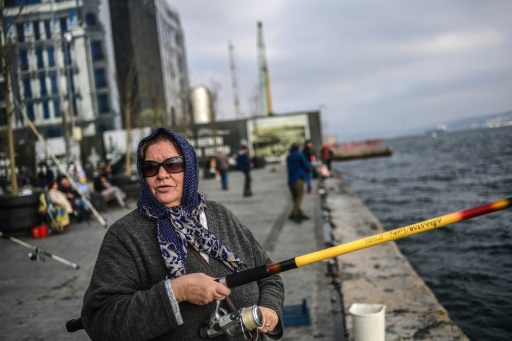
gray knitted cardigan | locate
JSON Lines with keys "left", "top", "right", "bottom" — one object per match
{"left": 81, "top": 201, "right": 284, "bottom": 340}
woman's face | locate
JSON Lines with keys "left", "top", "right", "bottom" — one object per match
{"left": 143, "top": 140, "right": 184, "bottom": 208}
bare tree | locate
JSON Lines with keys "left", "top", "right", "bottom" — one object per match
{"left": 1, "top": 1, "right": 25, "bottom": 196}
{"left": 115, "top": 57, "right": 138, "bottom": 176}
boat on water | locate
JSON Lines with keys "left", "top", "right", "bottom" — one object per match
{"left": 330, "top": 139, "right": 392, "bottom": 161}
{"left": 425, "top": 124, "right": 448, "bottom": 138}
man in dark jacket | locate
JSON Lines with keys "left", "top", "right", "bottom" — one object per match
{"left": 236, "top": 145, "right": 253, "bottom": 197}
{"left": 286, "top": 142, "right": 312, "bottom": 223}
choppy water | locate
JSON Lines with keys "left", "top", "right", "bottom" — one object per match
{"left": 334, "top": 126, "right": 512, "bottom": 341}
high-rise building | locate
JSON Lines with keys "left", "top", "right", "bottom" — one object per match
{"left": 108, "top": 0, "right": 191, "bottom": 130}
{"left": 0, "top": 0, "right": 117, "bottom": 159}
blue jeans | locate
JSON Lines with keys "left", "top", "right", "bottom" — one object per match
{"left": 220, "top": 169, "right": 229, "bottom": 190}
{"left": 305, "top": 171, "right": 313, "bottom": 192}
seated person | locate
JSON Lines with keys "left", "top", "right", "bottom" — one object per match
{"left": 59, "top": 176, "right": 90, "bottom": 221}
{"left": 93, "top": 173, "right": 128, "bottom": 209}
{"left": 46, "top": 181, "right": 72, "bottom": 230}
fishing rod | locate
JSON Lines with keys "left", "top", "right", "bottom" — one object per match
{"left": 218, "top": 197, "right": 512, "bottom": 288}
{"left": 0, "top": 231, "right": 80, "bottom": 269}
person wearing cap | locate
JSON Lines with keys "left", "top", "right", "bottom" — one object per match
{"left": 81, "top": 127, "right": 284, "bottom": 340}
{"left": 286, "top": 142, "right": 312, "bottom": 223}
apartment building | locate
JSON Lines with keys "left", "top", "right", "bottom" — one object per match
{"left": 1, "top": 0, "right": 116, "bottom": 164}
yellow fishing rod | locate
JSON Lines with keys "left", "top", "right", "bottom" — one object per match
{"left": 218, "top": 197, "right": 512, "bottom": 288}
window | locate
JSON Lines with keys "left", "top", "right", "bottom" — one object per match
{"left": 69, "top": 9, "right": 78, "bottom": 27}
{"left": 39, "top": 75, "right": 47, "bottom": 96}
{"left": 60, "top": 17, "right": 68, "bottom": 33}
{"left": 19, "top": 49, "right": 28, "bottom": 71}
{"left": 91, "top": 41, "right": 103, "bottom": 61}
{"left": 97, "top": 94, "right": 109, "bottom": 114}
{"left": 50, "top": 72, "right": 58, "bottom": 94}
{"left": 14, "top": 0, "right": 41, "bottom": 4}
{"left": 47, "top": 127, "right": 60, "bottom": 138}
{"left": 0, "top": 88, "right": 4, "bottom": 101}
{"left": 33, "top": 21, "right": 40, "bottom": 40}
{"left": 0, "top": 108, "right": 6, "bottom": 125}
{"left": 53, "top": 100, "right": 60, "bottom": 117}
{"left": 44, "top": 20, "right": 51, "bottom": 39}
{"left": 26, "top": 102, "right": 35, "bottom": 121}
{"left": 42, "top": 100, "right": 50, "bottom": 119}
{"left": 85, "top": 13, "right": 96, "bottom": 26}
{"left": 23, "top": 78, "right": 32, "bottom": 98}
{"left": 16, "top": 23, "right": 24, "bottom": 42}
{"left": 63, "top": 44, "right": 71, "bottom": 65}
{"left": 94, "top": 68, "right": 107, "bottom": 88}
{"left": 36, "top": 47, "right": 44, "bottom": 69}
{"left": 47, "top": 46, "right": 55, "bottom": 67}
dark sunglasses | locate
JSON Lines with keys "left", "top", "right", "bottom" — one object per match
{"left": 141, "top": 156, "right": 185, "bottom": 177}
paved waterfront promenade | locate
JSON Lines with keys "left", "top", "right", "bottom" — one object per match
{"left": 0, "top": 165, "right": 467, "bottom": 340}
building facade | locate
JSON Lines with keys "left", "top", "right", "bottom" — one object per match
{"left": 108, "top": 0, "right": 191, "bottom": 131}
{"left": 1, "top": 0, "right": 117, "bottom": 165}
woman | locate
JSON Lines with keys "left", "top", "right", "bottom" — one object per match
{"left": 43, "top": 181, "right": 71, "bottom": 231}
{"left": 47, "top": 181, "right": 73, "bottom": 214}
{"left": 81, "top": 127, "right": 284, "bottom": 340}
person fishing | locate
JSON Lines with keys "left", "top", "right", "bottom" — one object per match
{"left": 80, "top": 127, "right": 284, "bottom": 340}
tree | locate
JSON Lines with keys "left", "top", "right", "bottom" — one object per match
{"left": 136, "top": 108, "right": 166, "bottom": 131}
{"left": 1, "top": 1, "right": 25, "bottom": 196}
{"left": 115, "top": 57, "right": 138, "bottom": 176}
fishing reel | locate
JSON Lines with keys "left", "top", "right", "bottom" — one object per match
{"left": 200, "top": 300, "right": 263, "bottom": 339}
{"left": 28, "top": 252, "right": 43, "bottom": 261}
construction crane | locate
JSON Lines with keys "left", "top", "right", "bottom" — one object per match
{"left": 257, "top": 21, "right": 273, "bottom": 116}
{"left": 228, "top": 41, "right": 241, "bottom": 119}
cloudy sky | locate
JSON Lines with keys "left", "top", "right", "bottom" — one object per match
{"left": 169, "top": 0, "right": 512, "bottom": 141}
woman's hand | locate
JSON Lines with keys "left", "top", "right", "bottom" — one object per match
{"left": 258, "top": 306, "right": 278, "bottom": 334}
{"left": 170, "top": 273, "right": 231, "bottom": 305}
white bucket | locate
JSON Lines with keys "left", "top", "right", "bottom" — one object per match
{"left": 348, "top": 303, "right": 386, "bottom": 341}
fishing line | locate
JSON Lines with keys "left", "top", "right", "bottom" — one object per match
{"left": 403, "top": 212, "right": 510, "bottom": 259}
{"left": 282, "top": 207, "right": 512, "bottom": 307}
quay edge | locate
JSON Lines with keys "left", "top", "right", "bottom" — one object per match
{"left": 323, "top": 173, "right": 469, "bottom": 340}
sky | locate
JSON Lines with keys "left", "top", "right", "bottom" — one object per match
{"left": 168, "top": 0, "right": 512, "bottom": 142}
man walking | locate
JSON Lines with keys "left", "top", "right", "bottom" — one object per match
{"left": 302, "top": 139, "right": 316, "bottom": 193}
{"left": 286, "top": 142, "right": 312, "bottom": 223}
{"left": 236, "top": 145, "right": 253, "bottom": 197}
{"left": 215, "top": 151, "right": 230, "bottom": 190}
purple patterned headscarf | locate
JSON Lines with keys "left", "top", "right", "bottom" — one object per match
{"left": 136, "top": 127, "right": 246, "bottom": 278}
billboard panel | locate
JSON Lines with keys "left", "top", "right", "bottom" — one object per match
{"left": 247, "top": 114, "right": 310, "bottom": 162}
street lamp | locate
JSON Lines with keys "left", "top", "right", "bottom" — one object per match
{"left": 62, "top": 31, "right": 80, "bottom": 164}
{"left": 63, "top": 32, "right": 75, "bottom": 131}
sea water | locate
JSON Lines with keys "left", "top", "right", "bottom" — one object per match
{"left": 334, "top": 125, "right": 512, "bottom": 341}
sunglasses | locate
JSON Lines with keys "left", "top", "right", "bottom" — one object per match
{"left": 141, "top": 156, "right": 185, "bottom": 177}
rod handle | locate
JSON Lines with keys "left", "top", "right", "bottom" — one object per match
{"left": 219, "top": 265, "right": 269, "bottom": 288}
{"left": 66, "top": 317, "right": 83, "bottom": 332}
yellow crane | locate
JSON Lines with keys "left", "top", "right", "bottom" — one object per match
{"left": 257, "top": 21, "right": 273, "bottom": 116}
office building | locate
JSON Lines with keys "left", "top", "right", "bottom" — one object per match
{"left": 108, "top": 0, "right": 191, "bottom": 130}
